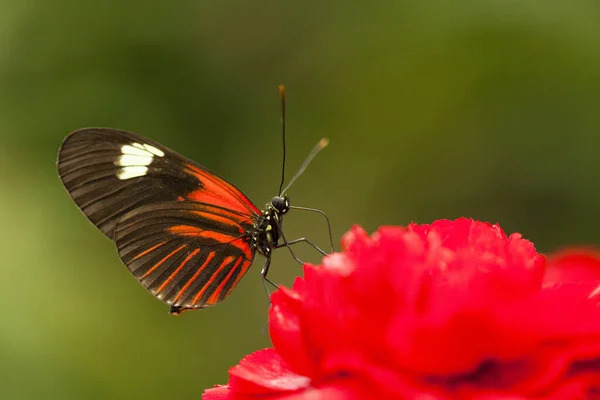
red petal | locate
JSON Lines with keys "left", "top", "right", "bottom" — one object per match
{"left": 202, "top": 386, "right": 232, "bottom": 400}
{"left": 269, "top": 284, "right": 315, "bottom": 377}
{"left": 228, "top": 349, "right": 310, "bottom": 394}
{"left": 270, "top": 383, "right": 374, "bottom": 400}
{"left": 202, "top": 382, "right": 375, "bottom": 400}
{"left": 544, "top": 248, "right": 600, "bottom": 285}
{"left": 340, "top": 225, "right": 370, "bottom": 253}
{"left": 320, "top": 349, "right": 454, "bottom": 399}
{"left": 498, "top": 282, "right": 600, "bottom": 338}
{"left": 543, "top": 373, "right": 600, "bottom": 400}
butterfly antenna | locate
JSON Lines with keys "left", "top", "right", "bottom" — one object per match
{"left": 278, "top": 85, "right": 287, "bottom": 196}
{"left": 281, "top": 137, "right": 329, "bottom": 195}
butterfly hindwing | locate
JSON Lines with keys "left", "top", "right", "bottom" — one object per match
{"left": 57, "top": 128, "right": 260, "bottom": 239}
{"left": 114, "top": 201, "right": 256, "bottom": 309}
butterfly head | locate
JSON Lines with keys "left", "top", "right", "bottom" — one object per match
{"left": 271, "top": 195, "right": 290, "bottom": 215}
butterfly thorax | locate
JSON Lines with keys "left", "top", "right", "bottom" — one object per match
{"left": 252, "top": 195, "right": 290, "bottom": 257}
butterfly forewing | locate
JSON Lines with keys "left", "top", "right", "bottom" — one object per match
{"left": 115, "top": 201, "right": 256, "bottom": 309}
{"left": 57, "top": 128, "right": 260, "bottom": 239}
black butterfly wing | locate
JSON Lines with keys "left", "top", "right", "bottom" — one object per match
{"left": 57, "top": 128, "right": 260, "bottom": 239}
{"left": 115, "top": 201, "right": 257, "bottom": 311}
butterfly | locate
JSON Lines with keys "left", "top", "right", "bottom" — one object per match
{"left": 57, "top": 85, "right": 332, "bottom": 315}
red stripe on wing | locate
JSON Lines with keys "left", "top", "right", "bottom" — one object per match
{"left": 156, "top": 248, "right": 201, "bottom": 294}
{"left": 131, "top": 241, "right": 167, "bottom": 261}
{"left": 167, "top": 226, "right": 252, "bottom": 260}
{"left": 190, "top": 211, "right": 246, "bottom": 234}
{"left": 141, "top": 244, "right": 187, "bottom": 279}
{"left": 173, "top": 251, "right": 216, "bottom": 303}
{"left": 222, "top": 258, "right": 253, "bottom": 300}
{"left": 185, "top": 164, "right": 261, "bottom": 215}
{"left": 192, "top": 255, "right": 236, "bottom": 305}
{"left": 207, "top": 257, "right": 244, "bottom": 305}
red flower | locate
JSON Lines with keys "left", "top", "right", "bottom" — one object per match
{"left": 203, "top": 218, "right": 600, "bottom": 399}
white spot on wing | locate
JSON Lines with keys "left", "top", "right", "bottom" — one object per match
{"left": 121, "top": 144, "right": 151, "bottom": 156}
{"left": 117, "top": 166, "right": 148, "bottom": 180}
{"left": 115, "top": 142, "right": 164, "bottom": 180}
{"left": 143, "top": 144, "right": 165, "bottom": 157}
{"left": 116, "top": 154, "right": 153, "bottom": 167}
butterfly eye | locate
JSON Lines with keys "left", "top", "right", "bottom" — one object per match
{"left": 271, "top": 195, "right": 289, "bottom": 214}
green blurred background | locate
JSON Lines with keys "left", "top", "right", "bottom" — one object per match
{"left": 1, "top": 1, "right": 599, "bottom": 398}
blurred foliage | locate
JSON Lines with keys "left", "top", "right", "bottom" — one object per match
{"left": 1, "top": 1, "right": 599, "bottom": 398}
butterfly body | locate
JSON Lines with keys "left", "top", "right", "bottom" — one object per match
{"left": 252, "top": 196, "right": 289, "bottom": 257}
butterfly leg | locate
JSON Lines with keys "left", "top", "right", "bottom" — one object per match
{"left": 273, "top": 221, "right": 306, "bottom": 265}
{"left": 259, "top": 256, "right": 278, "bottom": 334}
{"left": 260, "top": 255, "right": 279, "bottom": 300}
{"left": 275, "top": 233, "right": 327, "bottom": 265}
{"left": 276, "top": 237, "right": 327, "bottom": 257}
{"left": 289, "top": 205, "right": 335, "bottom": 253}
